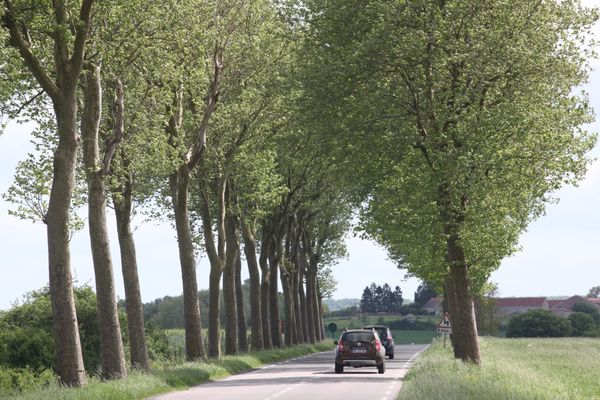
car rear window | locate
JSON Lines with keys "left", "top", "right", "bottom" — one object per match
{"left": 342, "top": 332, "right": 374, "bottom": 343}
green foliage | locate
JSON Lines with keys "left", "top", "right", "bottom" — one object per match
{"left": 571, "top": 302, "right": 600, "bottom": 323}
{"left": 0, "top": 286, "right": 102, "bottom": 372}
{"left": 359, "top": 283, "right": 403, "bottom": 313}
{"left": 506, "top": 310, "right": 572, "bottom": 338}
{"left": 568, "top": 312, "right": 595, "bottom": 337}
{"left": 0, "top": 367, "right": 56, "bottom": 398}
{"left": 588, "top": 286, "right": 600, "bottom": 298}
{"left": 302, "top": 0, "right": 598, "bottom": 296}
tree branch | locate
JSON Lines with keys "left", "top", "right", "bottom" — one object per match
{"left": 2, "top": 0, "right": 61, "bottom": 101}
{"left": 102, "top": 79, "right": 124, "bottom": 175}
{"left": 70, "top": 0, "right": 95, "bottom": 77}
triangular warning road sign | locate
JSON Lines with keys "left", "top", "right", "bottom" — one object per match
{"left": 436, "top": 312, "right": 452, "bottom": 333}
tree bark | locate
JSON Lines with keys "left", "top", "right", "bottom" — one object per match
{"left": 268, "top": 234, "right": 282, "bottom": 347}
{"left": 224, "top": 213, "right": 239, "bottom": 355}
{"left": 446, "top": 236, "right": 481, "bottom": 364}
{"left": 241, "top": 221, "right": 263, "bottom": 351}
{"left": 113, "top": 151, "right": 149, "bottom": 371}
{"left": 47, "top": 100, "right": 87, "bottom": 386}
{"left": 298, "top": 276, "right": 309, "bottom": 343}
{"left": 317, "top": 286, "right": 325, "bottom": 341}
{"left": 81, "top": 67, "right": 126, "bottom": 379}
{"left": 280, "top": 265, "right": 294, "bottom": 346}
{"left": 305, "top": 270, "right": 317, "bottom": 344}
{"left": 235, "top": 249, "right": 248, "bottom": 352}
{"left": 3, "top": 0, "right": 96, "bottom": 385}
{"left": 170, "top": 168, "right": 205, "bottom": 360}
{"left": 198, "top": 178, "right": 227, "bottom": 359}
{"left": 259, "top": 230, "right": 273, "bottom": 349}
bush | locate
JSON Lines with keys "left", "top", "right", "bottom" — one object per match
{"left": 0, "top": 366, "right": 56, "bottom": 397}
{"left": 572, "top": 302, "right": 600, "bottom": 323}
{"left": 506, "top": 310, "right": 572, "bottom": 338}
{"left": 568, "top": 312, "right": 595, "bottom": 336}
{"left": 0, "top": 286, "right": 103, "bottom": 372}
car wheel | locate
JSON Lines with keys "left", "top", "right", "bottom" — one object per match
{"left": 377, "top": 362, "right": 385, "bottom": 374}
{"left": 335, "top": 363, "right": 344, "bottom": 374}
{"left": 389, "top": 353, "right": 394, "bottom": 359}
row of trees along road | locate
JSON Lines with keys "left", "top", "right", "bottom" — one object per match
{"left": 1, "top": 0, "right": 350, "bottom": 386}
{"left": 0, "top": 0, "right": 596, "bottom": 384}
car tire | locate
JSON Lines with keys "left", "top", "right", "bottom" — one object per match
{"left": 377, "top": 362, "right": 385, "bottom": 374}
{"left": 335, "top": 363, "right": 344, "bottom": 374}
{"left": 389, "top": 353, "right": 394, "bottom": 359}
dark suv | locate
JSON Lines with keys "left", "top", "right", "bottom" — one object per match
{"left": 334, "top": 329, "right": 386, "bottom": 374}
{"left": 362, "top": 325, "right": 395, "bottom": 359}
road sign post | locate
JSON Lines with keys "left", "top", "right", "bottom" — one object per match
{"left": 436, "top": 312, "right": 452, "bottom": 347}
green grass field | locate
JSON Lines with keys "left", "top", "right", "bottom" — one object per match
{"left": 324, "top": 314, "right": 440, "bottom": 344}
{"left": 397, "top": 337, "right": 600, "bottom": 400}
{"left": 5, "top": 342, "right": 333, "bottom": 400}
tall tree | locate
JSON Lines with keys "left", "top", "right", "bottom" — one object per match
{"left": 302, "top": 0, "right": 596, "bottom": 364}
{"left": 81, "top": 65, "right": 127, "bottom": 379}
{"left": 2, "top": 0, "right": 96, "bottom": 385}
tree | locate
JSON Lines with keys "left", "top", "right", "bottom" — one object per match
{"left": 588, "top": 286, "right": 600, "bottom": 298}
{"left": 2, "top": 0, "right": 97, "bottom": 385}
{"left": 360, "top": 287, "right": 374, "bottom": 314}
{"left": 302, "top": 0, "right": 596, "bottom": 364}
{"left": 414, "top": 283, "right": 437, "bottom": 309}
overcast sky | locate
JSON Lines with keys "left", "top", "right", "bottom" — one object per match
{"left": 1, "top": 4, "right": 600, "bottom": 309}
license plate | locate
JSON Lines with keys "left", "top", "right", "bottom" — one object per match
{"left": 352, "top": 347, "right": 367, "bottom": 353}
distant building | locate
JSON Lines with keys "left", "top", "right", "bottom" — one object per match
{"left": 495, "top": 297, "right": 548, "bottom": 316}
{"left": 422, "top": 297, "right": 442, "bottom": 315}
{"left": 548, "top": 295, "right": 600, "bottom": 317}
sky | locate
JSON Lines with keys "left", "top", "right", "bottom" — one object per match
{"left": 1, "top": 5, "right": 600, "bottom": 310}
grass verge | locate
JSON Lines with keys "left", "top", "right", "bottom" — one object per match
{"left": 6, "top": 342, "right": 333, "bottom": 400}
{"left": 397, "top": 336, "right": 600, "bottom": 400}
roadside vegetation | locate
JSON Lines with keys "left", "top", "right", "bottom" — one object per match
{"left": 397, "top": 337, "right": 600, "bottom": 400}
{"left": 1, "top": 342, "right": 332, "bottom": 400}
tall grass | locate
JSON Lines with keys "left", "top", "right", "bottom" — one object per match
{"left": 5, "top": 342, "right": 333, "bottom": 400}
{"left": 397, "top": 337, "right": 600, "bottom": 400}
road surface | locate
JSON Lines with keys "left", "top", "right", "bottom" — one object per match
{"left": 150, "top": 344, "right": 428, "bottom": 400}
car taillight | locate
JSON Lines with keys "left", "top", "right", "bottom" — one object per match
{"left": 338, "top": 341, "right": 344, "bottom": 352}
{"left": 375, "top": 340, "right": 381, "bottom": 352}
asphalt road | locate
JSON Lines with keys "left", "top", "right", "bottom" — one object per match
{"left": 149, "top": 344, "right": 429, "bottom": 400}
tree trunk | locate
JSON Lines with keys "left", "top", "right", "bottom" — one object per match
{"left": 208, "top": 267, "right": 222, "bottom": 358}
{"left": 224, "top": 214, "right": 239, "bottom": 355}
{"left": 113, "top": 157, "right": 149, "bottom": 371}
{"left": 241, "top": 222, "right": 263, "bottom": 351}
{"left": 317, "top": 287, "right": 325, "bottom": 341}
{"left": 305, "top": 270, "right": 317, "bottom": 344}
{"left": 280, "top": 266, "right": 294, "bottom": 346}
{"left": 82, "top": 68, "right": 127, "bottom": 379}
{"left": 298, "top": 276, "right": 309, "bottom": 343}
{"left": 235, "top": 250, "right": 248, "bottom": 352}
{"left": 291, "top": 269, "right": 302, "bottom": 344}
{"left": 47, "top": 100, "right": 87, "bottom": 386}
{"left": 447, "top": 236, "right": 481, "bottom": 364}
{"left": 259, "top": 231, "right": 272, "bottom": 349}
{"left": 170, "top": 169, "right": 205, "bottom": 360}
{"left": 268, "top": 236, "right": 282, "bottom": 347}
